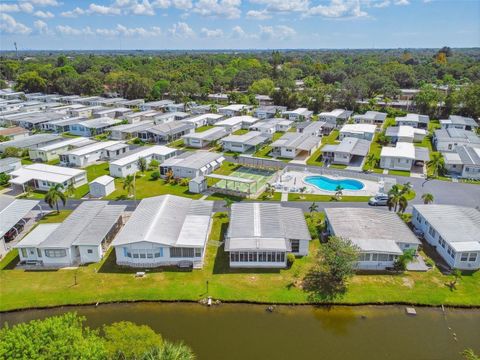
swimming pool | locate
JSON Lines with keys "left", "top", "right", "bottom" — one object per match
{"left": 304, "top": 176, "right": 365, "bottom": 191}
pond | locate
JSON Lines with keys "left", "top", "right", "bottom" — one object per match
{"left": 1, "top": 303, "right": 479, "bottom": 360}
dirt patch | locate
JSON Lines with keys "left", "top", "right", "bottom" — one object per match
{"left": 402, "top": 277, "right": 415, "bottom": 288}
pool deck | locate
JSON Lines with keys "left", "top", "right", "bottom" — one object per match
{"left": 275, "top": 171, "right": 380, "bottom": 196}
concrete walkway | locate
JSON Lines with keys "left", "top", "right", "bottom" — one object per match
{"left": 281, "top": 192, "right": 288, "bottom": 202}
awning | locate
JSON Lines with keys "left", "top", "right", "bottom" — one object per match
{"left": 414, "top": 147, "right": 430, "bottom": 162}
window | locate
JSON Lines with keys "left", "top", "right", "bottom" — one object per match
{"left": 194, "top": 248, "right": 202, "bottom": 257}
{"left": 170, "top": 247, "right": 194, "bottom": 258}
{"left": 291, "top": 240, "right": 300, "bottom": 253}
{"left": 87, "top": 249, "right": 93, "bottom": 254}
{"left": 45, "top": 249, "right": 67, "bottom": 258}
{"left": 21, "top": 248, "right": 27, "bottom": 257}
{"left": 37, "top": 249, "right": 42, "bottom": 258}
{"left": 461, "top": 253, "right": 468, "bottom": 262}
{"left": 468, "top": 253, "right": 477, "bottom": 262}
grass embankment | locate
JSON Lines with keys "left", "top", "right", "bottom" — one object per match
{"left": 1, "top": 212, "right": 478, "bottom": 311}
{"left": 306, "top": 130, "right": 339, "bottom": 167}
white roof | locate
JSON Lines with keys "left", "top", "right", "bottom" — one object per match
{"left": 225, "top": 203, "right": 310, "bottom": 251}
{"left": 77, "top": 117, "right": 119, "bottom": 128}
{"left": 340, "top": 123, "right": 376, "bottom": 135}
{"left": 325, "top": 208, "right": 420, "bottom": 253}
{"left": 413, "top": 205, "right": 480, "bottom": 250}
{"left": 91, "top": 175, "right": 114, "bottom": 186}
{"left": 10, "top": 164, "right": 85, "bottom": 185}
{"left": 319, "top": 109, "right": 349, "bottom": 117}
{"left": 15, "top": 223, "right": 60, "bottom": 247}
{"left": 110, "top": 145, "right": 176, "bottom": 167}
{"left": 219, "top": 104, "right": 246, "bottom": 111}
{"left": 183, "top": 113, "right": 223, "bottom": 124}
{"left": 36, "top": 137, "right": 90, "bottom": 151}
{"left": 395, "top": 113, "right": 429, "bottom": 123}
{"left": 65, "top": 141, "right": 120, "bottom": 156}
{"left": 381, "top": 142, "right": 415, "bottom": 159}
{"left": 112, "top": 195, "right": 213, "bottom": 248}
{"left": 215, "top": 115, "right": 258, "bottom": 126}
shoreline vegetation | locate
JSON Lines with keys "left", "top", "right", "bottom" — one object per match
{"left": 0, "top": 212, "right": 478, "bottom": 313}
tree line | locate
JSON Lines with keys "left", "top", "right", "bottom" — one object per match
{"left": 1, "top": 47, "right": 479, "bottom": 118}
{"left": 0, "top": 312, "right": 195, "bottom": 360}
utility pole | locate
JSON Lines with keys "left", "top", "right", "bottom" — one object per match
{"left": 14, "top": 42, "right": 18, "bottom": 59}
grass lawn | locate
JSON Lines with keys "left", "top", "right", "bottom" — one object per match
{"left": 85, "top": 163, "right": 110, "bottom": 182}
{"left": 195, "top": 125, "right": 214, "bottom": 133}
{"left": 306, "top": 130, "right": 339, "bottom": 167}
{"left": 0, "top": 212, "right": 479, "bottom": 311}
{"left": 168, "top": 139, "right": 185, "bottom": 149}
{"left": 232, "top": 129, "right": 249, "bottom": 135}
{"left": 104, "top": 170, "right": 202, "bottom": 200}
{"left": 389, "top": 169, "right": 411, "bottom": 177}
{"left": 288, "top": 193, "right": 371, "bottom": 202}
{"left": 329, "top": 164, "right": 347, "bottom": 169}
{"left": 252, "top": 132, "right": 285, "bottom": 159}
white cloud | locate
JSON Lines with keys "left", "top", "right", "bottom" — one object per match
{"left": 33, "top": 19, "right": 50, "bottom": 34}
{"left": 152, "top": 0, "right": 171, "bottom": 7}
{"left": 193, "top": 0, "right": 241, "bottom": 19}
{"left": 231, "top": 25, "right": 247, "bottom": 38}
{"left": 87, "top": 3, "right": 122, "bottom": 15}
{"left": 250, "top": 0, "right": 309, "bottom": 12}
{"left": 61, "top": 7, "right": 85, "bottom": 18}
{"left": 55, "top": 25, "right": 95, "bottom": 36}
{"left": 168, "top": 22, "right": 195, "bottom": 38}
{"left": 131, "top": 0, "right": 156, "bottom": 15}
{"left": 259, "top": 24, "right": 296, "bottom": 40}
{"left": 173, "top": 0, "right": 193, "bottom": 10}
{"left": 19, "top": 2, "right": 34, "bottom": 12}
{"left": 371, "top": 0, "right": 390, "bottom": 8}
{"left": 0, "top": 4, "right": 20, "bottom": 12}
{"left": 116, "top": 24, "right": 162, "bottom": 36}
{"left": 201, "top": 27, "right": 223, "bottom": 38}
{"left": 34, "top": 10, "right": 55, "bottom": 18}
{"left": 0, "top": 13, "right": 32, "bottom": 34}
{"left": 306, "top": 0, "right": 368, "bottom": 18}
{"left": 246, "top": 9, "right": 272, "bottom": 19}
{"left": 23, "top": 0, "right": 59, "bottom": 6}
{"left": 0, "top": 2, "right": 34, "bottom": 13}
{"left": 394, "top": 0, "right": 409, "bottom": 5}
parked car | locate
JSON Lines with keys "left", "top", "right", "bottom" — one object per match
{"left": 4, "top": 223, "right": 24, "bottom": 242}
{"left": 368, "top": 194, "right": 389, "bottom": 206}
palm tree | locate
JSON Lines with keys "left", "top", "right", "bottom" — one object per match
{"left": 165, "top": 169, "right": 174, "bottom": 183}
{"left": 335, "top": 185, "right": 344, "bottom": 200}
{"left": 421, "top": 193, "right": 434, "bottom": 204}
{"left": 137, "top": 157, "right": 147, "bottom": 173}
{"left": 427, "top": 152, "right": 445, "bottom": 178}
{"left": 66, "top": 182, "right": 76, "bottom": 198}
{"left": 394, "top": 248, "right": 416, "bottom": 271}
{"left": 44, "top": 184, "right": 66, "bottom": 214}
{"left": 209, "top": 104, "right": 217, "bottom": 114}
{"left": 365, "top": 153, "right": 377, "bottom": 169}
{"left": 387, "top": 184, "right": 408, "bottom": 213}
{"left": 309, "top": 202, "right": 318, "bottom": 214}
{"left": 123, "top": 174, "right": 135, "bottom": 198}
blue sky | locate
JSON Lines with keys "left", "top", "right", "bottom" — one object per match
{"left": 0, "top": 0, "right": 479, "bottom": 50}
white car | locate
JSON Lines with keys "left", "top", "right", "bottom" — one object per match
{"left": 368, "top": 194, "right": 389, "bottom": 206}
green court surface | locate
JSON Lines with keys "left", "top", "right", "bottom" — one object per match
{"left": 215, "top": 166, "right": 276, "bottom": 194}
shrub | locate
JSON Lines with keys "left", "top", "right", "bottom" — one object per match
{"left": 287, "top": 253, "right": 296, "bottom": 267}
{"left": 180, "top": 178, "right": 189, "bottom": 186}
{"left": 425, "top": 257, "right": 435, "bottom": 268}
{"left": 150, "top": 171, "right": 160, "bottom": 180}
{"left": 0, "top": 173, "right": 10, "bottom": 186}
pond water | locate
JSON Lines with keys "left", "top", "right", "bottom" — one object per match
{"left": 304, "top": 175, "right": 365, "bottom": 191}
{"left": 2, "top": 303, "right": 479, "bottom": 360}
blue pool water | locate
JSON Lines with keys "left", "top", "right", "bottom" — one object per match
{"left": 304, "top": 176, "right": 365, "bottom": 191}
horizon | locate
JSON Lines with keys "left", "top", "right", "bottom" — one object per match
{"left": 1, "top": 0, "right": 479, "bottom": 51}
